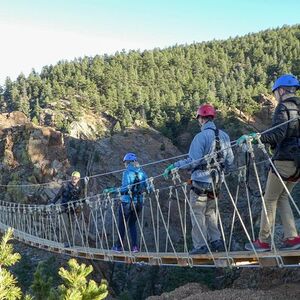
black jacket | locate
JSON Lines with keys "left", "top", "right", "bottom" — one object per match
{"left": 260, "top": 96, "right": 300, "bottom": 161}
{"left": 52, "top": 181, "right": 83, "bottom": 206}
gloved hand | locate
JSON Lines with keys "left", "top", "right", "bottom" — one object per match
{"left": 241, "top": 143, "right": 249, "bottom": 153}
{"left": 163, "top": 164, "right": 176, "bottom": 179}
{"left": 146, "top": 186, "right": 154, "bottom": 194}
{"left": 103, "top": 187, "right": 116, "bottom": 194}
{"left": 236, "top": 132, "right": 258, "bottom": 146}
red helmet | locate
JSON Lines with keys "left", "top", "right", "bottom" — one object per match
{"left": 196, "top": 104, "right": 216, "bottom": 118}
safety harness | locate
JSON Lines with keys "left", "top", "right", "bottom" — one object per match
{"left": 191, "top": 128, "right": 224, "bottom": 199}
{"left": 60, "top": 182, "right": 82, "bottom": 214}
{"left": 129, "top": 171, "right": 143, "bottom": 212}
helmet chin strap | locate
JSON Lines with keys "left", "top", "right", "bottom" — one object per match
{"left": 274, "top": 89, "right": 284, "bottom": 102}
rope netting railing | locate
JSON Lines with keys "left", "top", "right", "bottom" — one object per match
{"left": 0, "top": 117, "right": 299, "bottom": 268}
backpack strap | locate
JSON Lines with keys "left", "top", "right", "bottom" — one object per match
{"left": 272, "top": 98, "right": 300, "bottom": 180}
{"left": 280, "top": 98, "right": 300, "bottom": 137}
{"left": 130, "top": 171, "right": 142, "bottom": 203}
{"left": 192, "top": 128, "right": 224, "bottom": 172}
{"left": 212, "top": 128, "right": 224, "bottom": 164}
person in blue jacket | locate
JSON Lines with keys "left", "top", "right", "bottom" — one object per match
{"left": 104, "top": 152, "right": 149, "bottom": 253}
{"left": 164, "top": 104, "right": 234, "bottom": 255}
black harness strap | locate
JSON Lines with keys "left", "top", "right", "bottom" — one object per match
{"left": 192, "top": 128, "right": 224, "bottom": 172}
{"left": 192, "top": 128, "right": 224, "bottom": 198}
{"left": 281, "top": 99, "right": 300, "bottom": 134}
{"left": 272, "top": 99, "right": 300, "bottom": 181}
{"left": 129, "top": 171, "right": 143, "bottom": 212}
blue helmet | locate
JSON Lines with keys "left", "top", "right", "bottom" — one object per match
{"left": 123, "top": 152, "right": 137, "bottom": 162}
{"left": 272, "top": 74, "right": 300, "bottom": 92}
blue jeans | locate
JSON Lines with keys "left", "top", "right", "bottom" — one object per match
{"left": 117, "top": 202, "right": 138, "bottom": 248}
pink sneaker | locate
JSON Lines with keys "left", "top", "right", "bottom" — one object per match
{"left": 132, "top": 246, "right": 139, "bottom": 253}
{"left": 282, "top": 236, "right": 300, "bottom": 250}
{"left": 245, "top": 239, "right": 270, "bottom": 252}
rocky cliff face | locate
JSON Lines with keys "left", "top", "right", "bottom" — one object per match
{"left": 0, "top": 111, "right": 181, "bottom": 203}
{"left": 146, "top": 281, "right": 300, "bottom": 299}
{"left": 0, "top": 112, "right": 68, "bottom": 202}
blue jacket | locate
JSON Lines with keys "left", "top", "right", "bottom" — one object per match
{"left": 174, "top": 121, "right": 234, "bottom": 183}
{"left": 120, "top": 164, "right": 149, "bottom": 203}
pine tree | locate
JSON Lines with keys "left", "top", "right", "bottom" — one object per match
{"left": 56, "top": 259, "right": 108, "bottom": 300}
{"left": 0, "top": 228, "right": 22, "bottom": 300}
{"left": 113, "top": 121, "right": 122, "bottom": 133}
{"left": 1, "top": 25, "right": 300, "bottom": 142}
{"left": 30, "top": 260, "right": 54, "bottom": 300}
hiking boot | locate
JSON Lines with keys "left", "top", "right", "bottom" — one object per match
{"left": 245, "top": 239, "right": 270, "bottom": 252}
{"left": 112, "top": 245, "right": 123, "bottom": 252}
{"left": 131, "top": 246, "right": 139, "bottom": 253}
{"left": 281, "top": 236, "right": 300, "bottom": 250}
{"left": 189, "top": 245, "right": 209, "bottom": 255}
{"left": 211, "top": 239, "right": 225, "bottom": 252}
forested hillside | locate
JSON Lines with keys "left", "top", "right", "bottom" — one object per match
{"left": 1, "top": 25, "right": 300, "bottom": 140}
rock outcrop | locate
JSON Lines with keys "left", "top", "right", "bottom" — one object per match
{"left": 146, "top": 282, "right": 300, "bottom": 299}
{"left": 0, "top": 111, "right": 182, "bottom": 204}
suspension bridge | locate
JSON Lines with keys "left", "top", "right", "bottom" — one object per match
{"left": 0, "top": 118, "right": 299, "bottom": 269}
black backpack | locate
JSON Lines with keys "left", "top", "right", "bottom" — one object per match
{"left": 129, "top": 171, "right": 143, "bottom": 212}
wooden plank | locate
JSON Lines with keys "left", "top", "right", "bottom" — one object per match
{"left": 214, "top": 258, "right": 233, "bottom": 268}
{"left": 177, "top": 257, "right": 191, "bottom": 267}
{"left": 4, "top": 223, "right": 300, "bottom": 268}
{"left": 281, "top": 256, "right": 300, "bottom": 265}
{"left": 259, "top": 257, "right": 280, "bottom": 267}
{"left": 149, "top": 257, "right": 162, "bottom": 265}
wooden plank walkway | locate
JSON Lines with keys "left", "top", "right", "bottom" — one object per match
{"left": 1, "top": 223, "right": 300, "bottom": 268}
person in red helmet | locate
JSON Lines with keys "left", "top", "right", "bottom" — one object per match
{"left": 164, "top": 103, "right": 234, "bottom": 255}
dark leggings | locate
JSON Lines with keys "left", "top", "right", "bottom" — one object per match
{"left": 117, "top": 202, "right": 138, "bottom": 248}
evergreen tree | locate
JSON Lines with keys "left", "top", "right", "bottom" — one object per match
{"left": 0, "top": 228, "right": 22, "bottom": 300}
{"left": 30, "top": 259, "right": 57, "bottom": 300}
{"left": 113, "top": 121, "right": 122, "bottom": 133}
{"left": 56, "top": 259, "right": 108, "bottom": 300}
{"left": 1, "top": 24, "right": 300, "bottom": 141}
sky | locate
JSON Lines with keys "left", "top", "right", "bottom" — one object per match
{"left": 0, "top": 0, "right": 299, "bottom": 85}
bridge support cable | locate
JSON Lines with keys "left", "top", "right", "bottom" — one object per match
{"left": 173, "top": 170, "right": 217, "bottom": 265}
{"left": 164, "top": 187, "right": 173, "bottom": 253}
{"left": 222, "top": 172, "right": 261, "bottom": 262}
{"left": 244, "top": 167, "right": 255, "bottom": 242}
{"left": 228, "top": 169, "right": 242, "bottom": 251}
{"left": 153, "top": 185, "right": 179, "bottom": 263}
{"left": 139, "top": 200, "right": 146, "bottom": 252}
{"left": 134, "top": 191, "right": 151, "bottom": 256}
{"left": 88, "top": 199, "right": 105, "bottom": 250}
{"left": 212, "top": 171, "right": 232, "bottom": 266}
{"left": 99, "top": 199, "right": 110, "bottom": 250}
{"left": 175, "top": 184, "right": 189, "bottom": 253}
{"left": 245, "top": 140, "right": 283, "bottom": 267}
{"left": 149, "top": 195, "right": 159, "bottom": 253}
{"left": 257, "top": 139, "right": 300, "bottom": 218}
{"left": 167, "top": 176, "right": 189, "bottom": 254}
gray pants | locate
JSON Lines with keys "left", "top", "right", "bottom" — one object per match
{"left": 190, "top": 189, "right": 221, "bottom": 248}
{"left": 259, "top": 160, "right": 298, "bottom": 243}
